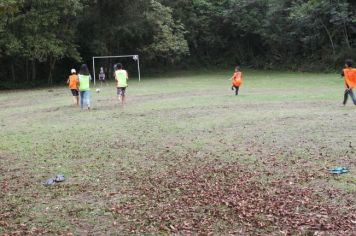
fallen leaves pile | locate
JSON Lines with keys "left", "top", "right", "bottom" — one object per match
{"left": 110, "top": 162, "right": 355, "bottom": 235}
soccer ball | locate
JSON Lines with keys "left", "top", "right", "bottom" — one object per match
{"left": 96, "top": 88, "right": 100, "bottom": 93}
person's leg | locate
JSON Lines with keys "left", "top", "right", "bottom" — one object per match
{"left": 121, "top": 88, "right": 126, "bottom": 106}
{"left": 349, "top": 89, "right": 356, "bottom": 105}
{"left": 80, "top": 91, "right": 84, "bottom": 109}
{"left": 343, "top": 90, "right": 349, "bottom": 105}
{"left": 73, "top": 90, "right": 79, "bottom": 106}
{"left": 85, "top": 91, "right": 90, "bottom": 109}
{"left": 117, "top": 88, "right": 122, "bottom": 104}
{"left": 83, "top": 91, "right": 86, "bottom": 108}
{"left": 235, "top": 86, "right": 239, "bottom": 95}
{"left": 70, "top": 90, "right": 76, "bottom": 105}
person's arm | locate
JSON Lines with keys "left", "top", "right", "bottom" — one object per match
{"left": 75, "top": 76, "right": 79, "bottom": 90}
{"left": 345, "top": 80, "right": 350, "bottom": 90}
{"left": 228, "top": 73, "right": 234, "bottom": 80}
{"left": 342, "top": 70, "right": 351, "bottom": 90}
{"left": 229, "top": 73, "right": 235, "bottom": 81}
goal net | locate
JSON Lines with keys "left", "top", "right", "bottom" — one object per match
{"left": 92, "top": 55, "right": 141, "bottom": 86}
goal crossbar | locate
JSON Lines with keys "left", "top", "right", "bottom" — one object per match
{"left": 92, "top": 55, "right": 141, "bottom": 85}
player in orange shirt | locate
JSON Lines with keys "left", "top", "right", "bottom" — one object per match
{"left": 230, "top": 66, "right": 243, "bottom": 95}
{"left": 67, "top": 69, "right": 79, "bottom": 106}
{"left": 341, "top": 59, "right": 356, "bottom": 106}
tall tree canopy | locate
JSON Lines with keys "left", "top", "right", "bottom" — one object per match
{"left": 0, "top": 0, "right": 355, "bottom": 88}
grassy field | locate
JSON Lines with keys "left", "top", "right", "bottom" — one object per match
{"left": 0, "top": 70, "right": 355, "bottom": 235}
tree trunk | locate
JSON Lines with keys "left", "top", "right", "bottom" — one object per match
{"left": 32, "top": 60, "right": 36, "bottom": 82}
{"left": 26, "top": 59, "right": 29, "bottom": 82}
{"left": 11, "top": 61, "right": 16, "bottom": 81}
{"left": 338, "top": 0, "right": 351, "bottom": 49}
{"left": 320, "top": 20, "right": 335, "bottom": 58}
{"left": 48, "top": 58, "right": 56, "bottom": 86}
{"left": 343, "top": 22, "right": 351, "bottom": 49}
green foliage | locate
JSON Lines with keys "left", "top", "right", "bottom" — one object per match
{"left": 142, "top": 0, "right": 189, "bottom": 63}
{"left": 0, "top": 1, "right": 22, "bottom": 57}
{"left": 78, "top": 0, "right": 188, "bottom": 65}
{"left": 17, "top": 0, "right": 82, "bottom": 63}
{"left": 0, "top": 0, "right": 82, "bottom": 84}
{"left": 0, "top": 0, "right": 356, "bottom": 87}
{"left": 287, "top": 0, "right": 355, "bottom": 67}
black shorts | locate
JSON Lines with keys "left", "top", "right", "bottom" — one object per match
{"left": 71, "top": 89, "right": 79, "bottom": 96}
{"left": 117, "top": 87, "right": 126, "bottom": 96}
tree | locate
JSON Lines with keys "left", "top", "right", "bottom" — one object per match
{"left": 0, "top": 1, "right": 22, "bottom": 81}
{"left": 78, "top": 0, "right": 188, "bottom": 67}
{"left": 1, "top": 0, "right": 82, "bottom": 85}
{"left": 20, "top": 0, "right": 82, "bottom": 84}
{"left": 289, "top": 0, "right": 354, "bottom": 63}
{"left": 1, "top": 0, "right": 356, "bottom": 88}
{"left": 142, "top": 0, "right": 189, "bottom": 63}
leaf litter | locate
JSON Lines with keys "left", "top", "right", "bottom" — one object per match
{"left": 109, "top": 162, "right": 355, "bottom": 235}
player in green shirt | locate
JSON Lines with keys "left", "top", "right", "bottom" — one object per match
{"left": 114, "top": 63, "right": 128, "bottom": 107}
{"left": 77, "top": 64, "right": 92, "bottom": 110}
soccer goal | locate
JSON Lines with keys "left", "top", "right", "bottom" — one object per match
{"left": 92, "top": 55, "right": 141, "bottom": 85}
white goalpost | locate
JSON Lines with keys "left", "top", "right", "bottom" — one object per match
{"left": 92, "top": 55, "right": 141, "bottom": 86}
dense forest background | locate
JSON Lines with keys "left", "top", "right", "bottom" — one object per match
{"left": 0, "top": 0, "right": 355, "bottom": 88}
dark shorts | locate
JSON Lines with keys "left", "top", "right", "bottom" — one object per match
{"left": 71, "top": 89, "right": 79, "bottom": 96}
{"left": 117, "top": 87, "right": 127, "bottom": 96}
